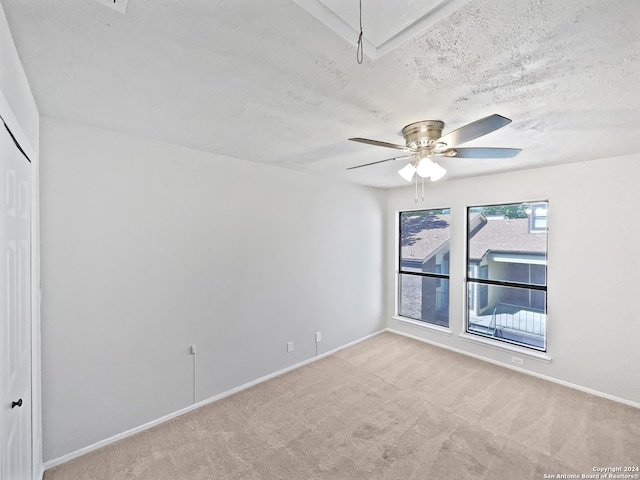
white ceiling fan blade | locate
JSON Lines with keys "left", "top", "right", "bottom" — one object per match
{"left": 346, "top": 155, "right": 414, "bottom": 170}
{"left": 438, "top": 114, "right": 512, "bottom": 147}
{"left": 348, "top": 137, "right": 415, "bottom": 152}
{"left": 439, "top": 147, "right": 522, "bottom": 158}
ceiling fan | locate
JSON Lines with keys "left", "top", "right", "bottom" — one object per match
{"left": 347, "top": 114, "right": 521, "bottom": 182}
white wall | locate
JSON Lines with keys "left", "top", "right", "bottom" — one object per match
{"left": 40, "top": 117, "right": 386, "bottom": 462}
{"left": 387, "top": 154, "right": 640, "bottom": 406}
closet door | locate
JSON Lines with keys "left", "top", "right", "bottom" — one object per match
{"left": 0, "top": 124, "right": 32, "bottom": 480}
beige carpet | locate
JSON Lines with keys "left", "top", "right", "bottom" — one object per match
{"left": 45, "top": 332, "right": 640, "bottom": 479}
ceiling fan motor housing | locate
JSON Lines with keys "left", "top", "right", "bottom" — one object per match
{"left": 401, "top": 120, "right": 444, "bottom": 148}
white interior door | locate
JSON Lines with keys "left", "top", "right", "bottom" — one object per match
{"left": 0, "top": 124, "right": 32, "bottom": 480}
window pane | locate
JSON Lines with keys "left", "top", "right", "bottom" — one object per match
{"left": 531, "top": 203, "right": 548, "bottom": 231}
{"left": 467, "top": 282, "right": 546, "bottom": 350}
{"left": 468, "top": 202, "right": 547, "bottom": 285}
{"left": 400, "top": 209, "right": 450, "bottom": 274}
{"left": 399, "top": 274, "right": 449, "bottom": 327}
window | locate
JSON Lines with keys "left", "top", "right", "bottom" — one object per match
{"left": 466, "top": 202, "right": 548, "bottom": 350}
{"left": 398, "top": 208, "right": 450, "bottom": 327}
{"left": 529, "top": 202, "right": 548, "bottom": 232}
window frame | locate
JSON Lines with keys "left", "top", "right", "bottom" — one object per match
{"left": 397, "top": 207, "right": 451, "bottom": 328}
{"left": 465, "top": 201, "right": 548, "bottom": 352}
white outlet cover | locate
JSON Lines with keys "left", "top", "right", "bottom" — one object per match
{"left": 93, "top": 0, "right": 129, "bottom": 14}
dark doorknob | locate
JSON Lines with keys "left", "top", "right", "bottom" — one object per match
{"left": 11, "top": 399, "right": 22, "bottom": 408}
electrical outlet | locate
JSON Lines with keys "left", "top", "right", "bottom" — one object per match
{"left": 287, "top": 341, "right": 294, "bottom": 353}
{"left": 315, "top": 332, "right": 322, "bottom": 343}
{"left": 511, "top": 356, "right": 524, "bottom": 366}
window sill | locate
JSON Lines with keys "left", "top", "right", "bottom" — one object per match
{"left": 459, "top": 332, "right": 552, "bottom": 363}
{"left": 392, "top": 316, "right": 452, "bottom": 337}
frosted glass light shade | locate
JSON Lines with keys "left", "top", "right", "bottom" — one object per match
{"left": 416, "top": 158, "right": 435, "bottom": 178}
{"left": 398, "top": 163, "right": 416, "bottom": 182}
{"left": 430, "top": 161, "right": 447, "bottom": 181}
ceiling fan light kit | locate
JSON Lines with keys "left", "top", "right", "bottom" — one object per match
{"left": 348, "top": 114, "right": 522, "bottom": 200}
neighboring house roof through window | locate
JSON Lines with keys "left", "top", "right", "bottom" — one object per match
{"left": 400, "top": 213, "right": 450, "bottom": 262}
{"left": 401, "top": 212, "right": 546, "bottom": 264}
{"left": 468, "top": 215, "right": 547, "bottom": 261}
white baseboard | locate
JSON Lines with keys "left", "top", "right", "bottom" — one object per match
{"left": 387, "top": 328, "right": 640, "bottom": 410}
{"left": 43, "top": 329, "right": 385, "bottom": 471}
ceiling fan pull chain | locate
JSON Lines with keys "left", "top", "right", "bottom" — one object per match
{"left": 356, "top": 0, "right": 364, "bottom": 64}
{"left": 414, "top": 171, "right": 418, "bottom": 203}
{"left": 421, "top": 176, "right": 425, "bottom": 202}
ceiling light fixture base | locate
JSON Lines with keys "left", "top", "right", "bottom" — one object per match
{"left": 401, "top": 120, "right": 444, "bottom": 148}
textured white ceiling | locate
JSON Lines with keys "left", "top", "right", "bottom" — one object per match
{"left": 2, "top": 0, "right": 639, "bottom": 188}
